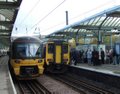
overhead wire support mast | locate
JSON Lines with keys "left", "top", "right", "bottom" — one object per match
{"left": 30, "top": 0, "right": 66, "bottom": 31}
{"left": 66, "top": 11, "right": 69, "bottom": 25}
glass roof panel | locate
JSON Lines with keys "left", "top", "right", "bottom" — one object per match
{"left": 102, "top": 17, "right": 110, "bottom": 26}
{"left": 0, "top": 9, "right": 14, "bottom": 20}
{"left": 72, "top": 29, "right": 78, "bottom": 32}
{"left": 87, "top": 19, "right": 95, "bottom": 25}
{"left": 90, "top": 17, "right": 101, "bottom": 26}
{"left": 114, "top": 18, "right": 120, "bottom": 27}
{"left": 107, "top": 17, "right": 115, "bottom": 27}
{"left": 109, "top": 17, "right": 118, "bottom": 27}
{"left": 83, "top": 21, "right": 89, "bottom": 25}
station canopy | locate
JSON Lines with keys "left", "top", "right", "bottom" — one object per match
{"left": 0, "top": 0, "right": 22, "bottom": 46}
{"left": 46, "top": 5, "right": 120, "bottom": 40}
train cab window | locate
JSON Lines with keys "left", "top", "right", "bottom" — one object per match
{"left": 48, "top": 44, "right": 54, "bottom": 53}
{"left": 12, "top": 43, "right": 40, "bottom": 59}
{"left": 36, "top": 45, "right": 43, "bottom": 58}
{"left": 18, "top": 47, "right": 26, "bottom": 57}
{"left": 62, "top": 44, "right": 68, "bottom": 53}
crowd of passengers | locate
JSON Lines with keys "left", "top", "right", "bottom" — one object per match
{"left": 70, "top": 48, "right": 120, "bottom": 66}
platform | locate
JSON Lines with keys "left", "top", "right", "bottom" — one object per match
{"left": 0, "top": 56, "right": 16, "bottom": 94}
{"left": 71, "top": 63, "right": 120, "bottom": 77}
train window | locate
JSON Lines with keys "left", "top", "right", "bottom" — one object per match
{"left": 62, "top": 44, "right": 68, "bottom": 53}
{"left": 36, "top": 45, "right": 43, "bottom": 58}
{"left": 12, "top": 45, "right": 26, "bottom": 58}
{"left": 12, "top": 43, "right": 40, "bottom": 59}
{"left": 48, "top": 44, "right": 54, "bottom": 53}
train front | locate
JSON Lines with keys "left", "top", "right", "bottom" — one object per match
{"left": 10, "top": 37, "right": 44, "bottom": 79}
{"left": 45, "top": 41, "right": 70, "bottom": 73}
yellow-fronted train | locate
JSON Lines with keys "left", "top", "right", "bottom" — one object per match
{"left": 9, "top": 37, "right": 44, "bottom": 79}
{"left": 39, "top": 39, "right": 70, "bottom": 73}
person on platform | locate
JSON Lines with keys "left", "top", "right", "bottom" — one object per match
{"left": 92, "top": 48, "right": 99, "bottom": 65}
{"left": 87, "top": 48, "right": 92, "bottom": 65}
{"left": 100, "top": 48, "right": 105, "bottom": 64}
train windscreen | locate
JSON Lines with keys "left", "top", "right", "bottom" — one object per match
{"left": 12, "top": 43, "right": 41, "bottom": 59}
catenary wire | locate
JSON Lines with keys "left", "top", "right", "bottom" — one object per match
{"left": 18, "top": 0, "right": 41, "bottom": 27}
{"left": 29, "top": 0, "right": 66, "bottom": 31}
{"left": 39, "top": 0, "right": 115, "bottom": 34}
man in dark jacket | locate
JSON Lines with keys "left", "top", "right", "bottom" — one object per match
{"left": 92, "top": 48, "right": 99, "bottom": 65}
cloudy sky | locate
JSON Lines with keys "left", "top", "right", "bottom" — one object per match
{"left": 12, "top": 0, "right": 120, "bottom": 36}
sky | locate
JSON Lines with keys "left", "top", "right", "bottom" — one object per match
{"left": 11, "top": 0, "right": 120, "bottom": 37}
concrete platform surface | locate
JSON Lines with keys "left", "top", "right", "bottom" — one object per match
{"left": 72, "top": 63, "right": 120, "bottom": 76}
{"left": 0, "top": 56, "right": 16, "bottom": 94}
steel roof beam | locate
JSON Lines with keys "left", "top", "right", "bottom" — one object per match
{"left": 47, "top": 35, "right": 97, "bottom": 39}
{"left": 0, "top": 1, "right": 20, "bottom": 9}
{"left": 0, "top": 35, "right": 10, "bottom": 37}
{"left": 0, "top": 30, "right": 12, "bottom": 33}
{"left": 0, "top": 20, "right": 13, "bottom": 24}
{"left": 0, "top": 0, "right": 22, "bottom": 46}
{"left": 0, "top": 32, "right": 11, "bottom": 35}
{"left": 0, "top": 21, "right": 13, "bottom": 30}
{"left": 0, "top": 34, "right": 10, "bottom": 37}
{"left": 72, "top": 25, "right": 120, "bottom": 31}
{"left": 107, "top": 11, "right": 120, "bottom": 17}
{"left": 49, "top": 30, "right": 120, "bottom": 36}
{"left": 55, "top": 32, "right": 94, "bottom": 35}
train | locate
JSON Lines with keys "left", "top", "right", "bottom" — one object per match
{"left": 9, "top": 36, "right": 44, "bottom": 79}
{"left": 40, "top": 39, "right": 70, "bottom": 73}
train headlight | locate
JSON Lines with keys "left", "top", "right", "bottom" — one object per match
{"left": 47, "top": 59, "right": 53, "bottom": 62}
{"left": 15, "top": 60, "right": 20, "bottom": 63}
{"left": 38, "top": 59, "right": 43, "bottom": 63}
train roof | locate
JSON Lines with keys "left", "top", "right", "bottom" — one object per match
{"left": 12, "top": 36, "right": 41, "bottom": 43}
{"left": 41, "top": 39, "right": 68, "bottom": 45}
{"left": 44, "top": 39, "right": 66, "bottom": 42}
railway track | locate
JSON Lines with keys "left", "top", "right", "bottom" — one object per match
{"left": 17, "top": 80, "right": 51, "bottom": 94}
{"left": 48, "top": 73, "right": 114, "bottom": 94}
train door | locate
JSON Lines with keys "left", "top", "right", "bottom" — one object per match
{"left": 55, "top": 45, "right": 61, "bottom": 64}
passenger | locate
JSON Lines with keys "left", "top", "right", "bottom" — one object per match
{"left": 109, "top": 49, "right": 113, "bottom": 64}
{"left": 117, "top": 55, "right": 120, "bottom": 65}
{"left": 70, "top": 49, "right": 74, "bottom": 64}
{"left": 115, "top": 48, "right": 120, "bottom": 65}
{"left": 100, "top": 48, "right": 105, "bottom": 64}
{"left": 80, "top": 49, "right": 84, "bottom": 63}
{"left": 73, "top": 50, "right": 77, "bottom": 65}
{"left": 106, "top": 49, "right": 110, "bottom": 64}
{"left": 76, "top": 50, "right": 81, "bottom": 64}
{"left": 79, "top": 50, "right": 81, "bottom": 63}
{"left": 71, "top": 49, "right": 76, "bottom": 65}
{"left": 112, "top": 48, "right": 117, "bottom": 65}
{"left": 83, "top": 50, "right": 87, "bottom": 63}
{"left": 87, "top": 48, "right": 92, "bottom": 65}
{"left": 92, "top": 48, "right": 99, "bottom": 66}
